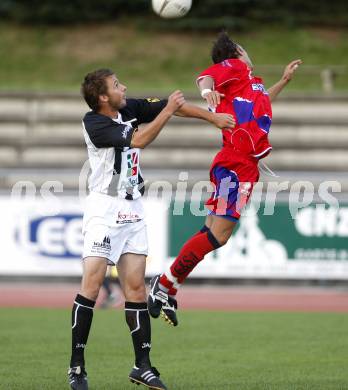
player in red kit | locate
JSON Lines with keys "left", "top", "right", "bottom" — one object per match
{"left": 148, "top": 32, "right": 302, "bottom": 326}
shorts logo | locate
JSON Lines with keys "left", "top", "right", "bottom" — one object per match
{"left": 91, "top": 236, "right": 111, "bottom": 254}
{"left": 239, "top": 182, "right": 252, "bottom": 196}
{"left": 116, "top": 211, "right": 141, "bottom": 224}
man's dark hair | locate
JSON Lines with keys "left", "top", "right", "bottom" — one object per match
{"left": 211, "top": 31, "right": 239, "bottom": 64}
{"left": 81, "top": 68, "right": 114, "bottom": 111}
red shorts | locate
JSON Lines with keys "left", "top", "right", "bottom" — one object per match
{"left": 205, "top": 147, "right": 259, "bottom": 221}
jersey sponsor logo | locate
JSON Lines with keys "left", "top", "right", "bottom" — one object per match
{"left": 142, "top": 343, "right": 151, "bottom": 349}
{"left": 251, "top": 83, "right": 268, "bottom": 94}
{"left": 15, "top": 214, "right": 83, "bottom": 259}
{"left": 118, "top": 149, "right": 141, "bottom": 198}
{"left": 127, "top": 152, "right": 139, "bottom": 178}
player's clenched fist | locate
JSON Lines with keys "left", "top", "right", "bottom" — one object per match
{"left": 212, "top": 113, "right": 235, "bottom": 130}
{"left": 166, "top": 90, "right": 186, "bottom": 114}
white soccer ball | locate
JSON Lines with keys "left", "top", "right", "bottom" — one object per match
{"left": 152, "top": 0, "right": 192, "bottom": 19}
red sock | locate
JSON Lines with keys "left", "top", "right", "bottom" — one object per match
{"left": 160, "top": 226, "right": 211, "bottom": 296}
{"left": 168, "top": 229, "right": 221, "bottom": 286}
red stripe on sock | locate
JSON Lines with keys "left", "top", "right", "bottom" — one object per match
{"left": 168, "top": 287, "right": 178, "bottom": 296}
{"left": 159, "top": 274, "right": 174, "bottom": 289}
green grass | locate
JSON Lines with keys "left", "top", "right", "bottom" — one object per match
{"left": 0, "top": 22, "right": 347, "bottom": 93}
{"left": 1, "top": 308, "right": 348, "bottom": 389}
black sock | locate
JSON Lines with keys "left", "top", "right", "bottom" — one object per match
{"left": 70, "top": 294, "right": 95, "bottom": 368}
{"left": 125, "top": 302, "right": 151, "bottom": 368}
{"left": 200, "top": 225, "right": 209, "bottom": 233}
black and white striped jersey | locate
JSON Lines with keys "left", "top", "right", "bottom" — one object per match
{"left": 82, "top": 98, "right": 167, "bottom": 200}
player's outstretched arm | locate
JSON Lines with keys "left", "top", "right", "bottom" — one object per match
{"left": 268, "top": 59, "right": 302, "bottom": 102}
{"left": 131, "top": 90, "right": 185, "bottom": 149}
{"left": 175, "top": 103, "right": 235, "bottom": 130}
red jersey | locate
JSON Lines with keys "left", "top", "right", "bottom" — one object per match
{"left": 197, "top": 59, "right": 272, "bottom": 159}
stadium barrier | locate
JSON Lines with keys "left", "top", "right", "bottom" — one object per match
{"left": 1, "top": 194, "right": 348, "bottom": 280}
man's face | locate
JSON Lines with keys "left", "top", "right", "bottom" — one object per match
{"left": 237, "top": 45, "right": 253, "bottom": 69}
{"left": 101, "top": 74, "right": 127, "bottom": 111}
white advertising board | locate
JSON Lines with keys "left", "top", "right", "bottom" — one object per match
{"left": 0, "top": 196, "right": 167, "bottom": 276}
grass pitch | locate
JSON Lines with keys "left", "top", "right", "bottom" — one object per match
{"left": 0, "top": 23, "right": 347, "bottom": 93}
{"left": 0, "top": 308, "right": 347, "bottom": 389}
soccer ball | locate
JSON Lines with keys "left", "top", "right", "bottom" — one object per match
{"left": 152, "top": 0, "right": 192, "bottom": 19}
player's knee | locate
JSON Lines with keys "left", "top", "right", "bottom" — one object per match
{"left": 216, "top": 234, "right": 229, "bottom": 246}
{"left": 81, "top": 285, "right": 101, "bottom": 301}
{"left": 213, "top": 229, "right": 232, "bottom": 246}
{"left": 124, "top": 284, "right": 146, "bottom": 302}
{"left": 209, "top": 221, "right": 236, "bottom": 246}
{"left": 81, "top": 277, "right": 103, "bottom": 301}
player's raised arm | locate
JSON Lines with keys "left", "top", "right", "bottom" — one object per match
{"left": 268, "top": 59, "right": 302, "bottom": 102}
{"left": 130, "top": 90, "right": 185, "bottom": 149}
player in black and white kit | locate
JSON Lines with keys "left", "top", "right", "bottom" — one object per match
{"left": 67, "top": 68, "right": 235, "bottom": 390}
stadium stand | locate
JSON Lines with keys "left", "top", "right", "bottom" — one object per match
{"left": 0, "top": 92, "right": 347, "bottom": 192}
